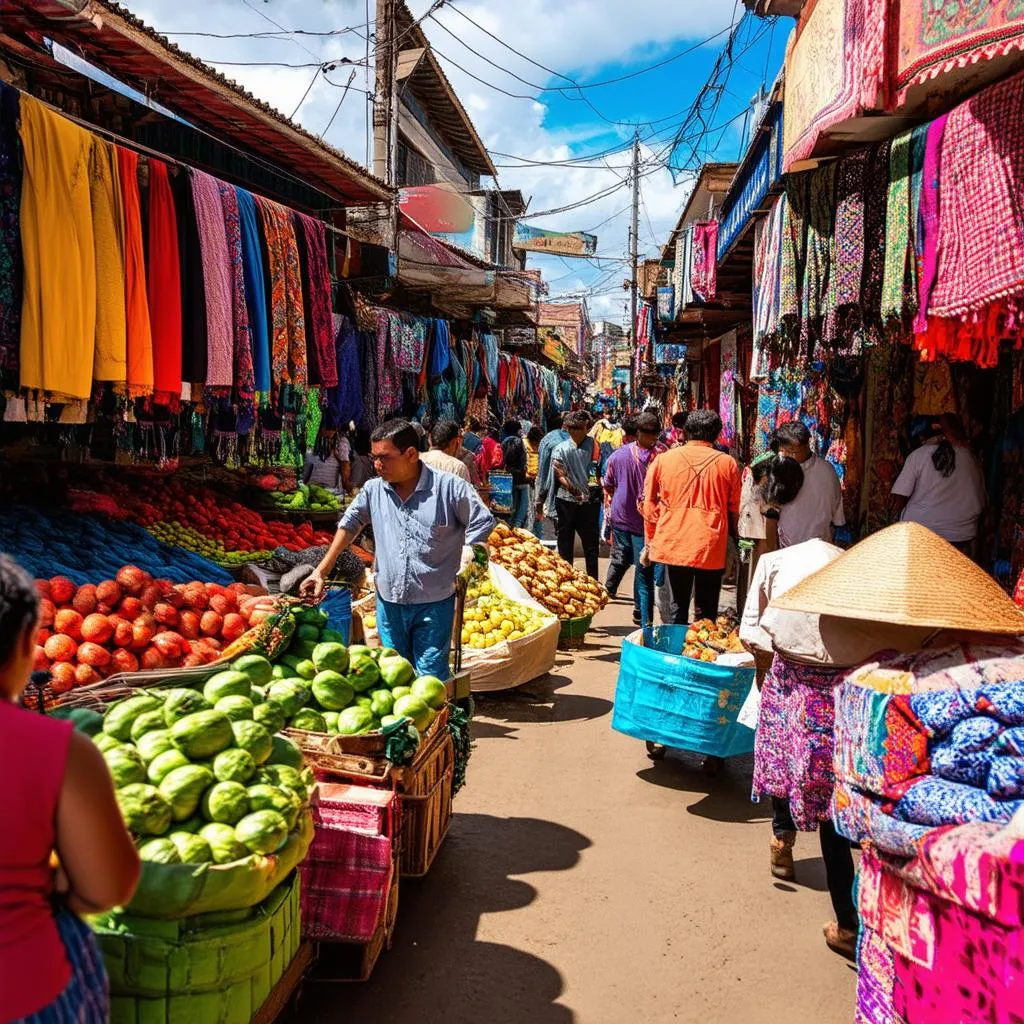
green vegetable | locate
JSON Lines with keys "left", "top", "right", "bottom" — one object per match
{"left": 203, "top": 670, "right": 252, "bottom": 705}
{"left": 266, "top": 679, "right": 310, "bottom": 717}
{"left": 104, "top": 746, "right": 146, "bottom": 788}
{"left": 201, "top": 781, "right": 250, "bottom": 825}
{"left": 139, "top": 838, "right": 181, "bottom": 864}
{"left": 293, "top": 659, "right": 317, "bottom": 681}
{"left": 347, "top": 653, "right": 380, "bottom": 693}
{"left": 162, "top": 688, "right": 211, "bottom": 727}
{"left": 311, "top": 671, "right": 354, "bottom": 711}
{"left": 336, "top": 705, "right": 374, "bottom": 736}
{"left": 52, "top": 707, "right": 104, "bottom": 736}
{"left": 147, "top": 749, "right": 190, "bottom": 785}
{"left": 168, "top": 831, "right": 213, "bottom": 864}
{"left": 93, "top": 732, "right": 122, "bottom": 753}
{"left": 199, "top": 823, "right": 249, "bottom": 864}
{"left": 291, "top": 708, "right": 327, "bottom": 732}
{"left": 104, "top": 695, "right": 165, "bottom": 742}
{"left": 247, "top": 784, "right": 301, "bottom": 828}
{"left": 212, "top": 748, "right": 257, "bottom": 784}
{"left": 354, "top": 696, "right": 372, "bottom": 710}
{"left": 215, "top": 695, "right": 255, "bottom": 722}
{"left": 295, "top": 623, "right": 321, "bottom": 642}
{"left": 117, "top": 783, "right": 173, "bottom": 836}
{"left": 391, "top": 686, "right": 412, "bottom": 701}
{"left": 376, "top": 647, "right": 399, "bottom": 661}
{"left": 311, "top": 642, "right": 349, "bottom": 675}
{"left": 270, "top": 665, "right": 289, "bottom": 681}
{"left": 235, "top": 810, "right": 289, "bottom": 855}
{"left": 347, "top": 645, "right": 373, "bottom": 660}
{"left": 135, "top": 729, "right": 174, "bottom": 764}
{"left": 411, "top": 675, "right": 448, "bottom": 711}
{"left": 255, "top": 764, "right": 308, "bottom": 797}
{"left": 129, "top": 709, "right": 167, "bottom": 743}
{"left": 379, "top": 655, "right": 415, "bottom": 689}
{"left": 252, "top": 700, "right": 287, "bottom": 736}
{"left": 230, "top": 720, "right": 274, "bottom": 765}
{"left": 323, "top": 711, "right": 339, "bottom": 733}
{"left": 393, "top": 694, "right": 432, "bottom": 731}
{"left": 176, "top": 815, "right": 204, "bottom": 834}
{"left": 369, "top": 688, "right": 395, "bottom": 718}
{"left": 267, "top": 734, "right": 303, "bottom": 769}
{"left": 289, "top": 639, "right": 318, "bottom": 661}
{"left": 231, "top": 654, "right": 274, "bottom": 686}
{"left": 319, "top": 629, "right": 345, "bottom": 645}
{"left": 159, "top": 764, "right": 215, "bottom": 821}
{"left": 170, "top": 710, "right": 234, "bottom": 760}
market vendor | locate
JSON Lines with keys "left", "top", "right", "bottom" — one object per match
{"left": 301, "top": 419, "right": 495, "bottom": 680}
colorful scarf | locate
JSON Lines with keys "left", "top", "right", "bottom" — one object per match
{"left": 88, "top": 138, "right": 126, "bottom": 386}
{"left": 293, "top": 212, "right": 337, "bottom": 388}
{"left": 0, "top": 84, "right": 20, "bottom": 390}
{"left": 691, "top": 220, "right": 718, "bottom": 301}
{"left": 824, "top": 149, "right": 867, "bottom": 347}
{"left": 116, "top": 148, "right": 154, "bottom": 397}
{"left": 880, "top": 130, "right": 913, "bottom": 325}
{"left": 912, "top": 112, "right": 951, "bottom": 335}
{"left": 147, "top": 159, "right": 182, "bottom": 405}
{"left": 377, "top": 313, "right": 403, "bottom": 416}
{"left": 800, "top": 164, "right": 836, "bottom": 349}
{"left": 860, "top": 140, "right": 891, "bottom": 328}
{"left": 234, "top": 187, "right": 270, "bottom": 396}
{"left": 216, "top": 181, "right": 255, "bottom": 411}
{"left": 190, "top": 169, "right": 234, "bottom": 388}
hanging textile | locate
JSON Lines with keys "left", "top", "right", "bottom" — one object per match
{"left": 18, "top": 94, "right": 97, "bottom": 400}
{"left": 861, "top": 140, "right": 891, "bottom": 329}
{"left": 824, "top": 149, "right": 867, "bottom": 347}
{"left": 147, "top": 159, "right": 182, "bottom": 404}
{"left": 358, "top": 322, "right": 379, "bottom": 430}
{"left": 216, "top": 181, "right": 254, "bottom": 411}
{"left": 880, "top": 131, "right": 914, "bottom": 325}
{"left": 325, "top": 314, "right": 363, "bottom": 428}
{"left": 116, "top": 148, "right": 154, "bottom": 397}
{"left": 800, "top": 163, "right": 837, "bottom": 348}
{"left": 253, "top": 195, "right": 307, "bottom": 398}
{"left": 0, "top": 84, "right": 21, "bottom": 391}
{"left": 390, "top": 313, "right": 427, "bottom": 374}
{"left": 293, "top": 212, "right": 337, "bottom": 388}
{"left": 377, "top": 313, "right": 403, "bottom": 416}
{"left": 752, "top": 197, "right": 782, "bottom": 377}
{"left": 912, "top": 112, "right": 951, "bottom": 337}
{"left": 235, "top": 187, "right": 270, "bottom": 396}
{"left": 89, "top": 138, "right": 126, "bottom": 386}
{"left": 171, "top": 168, "right": 207, "bottom": 384}
{"left": 691, "top": 221, "right": 718, "bottom": 302}
{"left": 719, "top": 330, "right": 738, "bottom": 451}
{"left": 190, "top": 169, "right": 234, "bottom": 388}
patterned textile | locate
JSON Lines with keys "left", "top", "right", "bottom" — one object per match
{"left": 751, "top": 198, "right": 784, "bottom": 376}
{"left": 325, "top": 314, "right": 364, "bottom": 429}
{"left": 834, "top": 778, "right": 933, "bottom": 857}
{"left": 234, "top": 188, "right": 270, "bottom": 395}
{"left": 691, "top": 220, "right": 718, "bottom": 301}
{"left": 390, "top": 313, "right": 428, "bottom": 374}
{"left": 146, "top": 160, "right": 182, "bottom": 405}
{"left": 0, "top": 84, "right": 20, "bottom": 390}
{"left": 995, "top": 726, "right": 1024, "bottom": 756}
{"left": 912, "top": 113, "right": 950, "bottom": 337}
{"left": 800, "top": 164, "right": 836, "bottom": 348}
{"left": 216, "top": 182, "right": 254, "bottom": 410}
{"left": 890, "top": 776, "right": 1020, "bottom": 827}
{"left": 357, "top": 325, "right": 379, "bottom": 431}
{"left": 752, "top": 653, "right": 844, "bottom": 831}
{"left": 987, "top": 758, "right": 1024, "bottom": 799}
{"left": 977, "top": 682, "right": 1024, "bottom": 725}
{"left": 881, "top": 131, "right": 914, "bottom": 325}
{"left": 824, "top": 149, "right": 867, "bottom": 347}
{"left": 294, "top": 212, "right": 337, "bottom": 388}
{"left": 190, "top": 170, "right": 233, "bottom": 388}
{"left": 855, "top": 924, "right": 900, "bottom": 1024}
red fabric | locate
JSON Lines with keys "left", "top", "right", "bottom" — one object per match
{"left": 146, "top": 159, "right": 182, "bottom": 405}
{"left": 294, "top": 212, "right": 337, "bottom": 388}
{"left": 691, "top": 221, "right": 718, "bottom": 302}
{"left": 477, "top": 435, "right": 504, "bottom": 474}
{"left": 702, "top": 340, "right": 721, "bottom": 415}
{"left": 117, "top": 147, "right": 154, "bottom": 396}
{"left": 0, "top": 702, "right": 73, "bottom": 1019}
{"left": 1014, "top": 568, "right": 1024, "bottom": 609}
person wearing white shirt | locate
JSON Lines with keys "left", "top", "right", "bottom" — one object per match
{"left": 891, "top": 414, "right": 986, "bottom": 553}
{"left": 419, "top": 419, "right": 473, "bottom": 483}
{"left": 772, "top": 422, "right": 844, "bottom": 547}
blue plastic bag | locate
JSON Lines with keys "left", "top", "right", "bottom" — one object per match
{"left": 611, "top": 625, "right": 756, "bottom": 758}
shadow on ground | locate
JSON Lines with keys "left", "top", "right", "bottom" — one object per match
{"left": 295, "top": 813, "right": 591, "bottom": 1024}
{"left": 473, "top": 673, "right": 613, "bottom": 726}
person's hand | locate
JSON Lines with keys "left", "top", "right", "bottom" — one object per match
{"left": 299, "top": 568, "right": 326, "bottom": 602}
{"left": 535, "top": 503, "right": 544, "bottom": 521}
{"left": 639, "top": 546, "right": 652, "bottom": 568}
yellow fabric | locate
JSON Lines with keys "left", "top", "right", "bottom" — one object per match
{"left": 89, "top": 139, "right": 126, "bottom": 384}
{"left": 18, "top": 96, "right": 97, "bottom": 400}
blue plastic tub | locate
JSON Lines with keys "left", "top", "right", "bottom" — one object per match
{"left": 320, "top": 589, "right": 352, "bottom": 645}
{"left": 611, "top": 625, "right": 756, "bottom": 758}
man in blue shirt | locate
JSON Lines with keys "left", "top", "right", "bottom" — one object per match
{"left": 301, "top": 419, "right": 495, "bottom": 679}
{"left": 550, "top": 411, "right": 601, "bottom": 579}
{"left": 533, "top": 412, "right": 569, "bottom": 538}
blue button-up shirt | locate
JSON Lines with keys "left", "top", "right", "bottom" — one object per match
{"left": 536, "top": 428, "right": 569, "bottom": 503}
{"left": 340, "top": 462, "right": 495, "bottom": 605}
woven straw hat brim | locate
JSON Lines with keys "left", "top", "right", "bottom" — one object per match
{"left": 769, "top": 522, "right": 1024, "bottom": 635}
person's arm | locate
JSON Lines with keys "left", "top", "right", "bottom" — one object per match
{"left": 553, "top": 457, "right": 584, "bottom": 501}
{"left": 830, "top": 468, "right": 846, "bottom": 528}
{"left": 602, "top": 456, "right": 617, "bottom": 500}
{"left": 643, "top": 457, "right": 662, "bottom": 545}
{"left": 456, "top": 479, "right": 497, "bottom": 545}
{"left": 300, "top": 489, "right": 371, "bottom": 599}
{"left": 890, "top": 452, "right": 918, "bottom": 518}
{"left": 55, "top": 731, "right": 141, "bottom": 915}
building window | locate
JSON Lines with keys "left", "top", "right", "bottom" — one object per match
{"left": 396, "top": 137, "right": 435, "bottom": 187}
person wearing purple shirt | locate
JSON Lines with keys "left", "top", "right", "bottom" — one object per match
{"left": 603, "top": 411, "right": 665, "bottom": 627}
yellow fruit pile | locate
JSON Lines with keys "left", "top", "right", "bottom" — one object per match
{"left": 461, "top": 594, "right": 549, "bottom": 650}
{"left": 487, "top": 523, "right": 608, "bottom": 620}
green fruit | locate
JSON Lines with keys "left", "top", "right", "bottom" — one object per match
{"left": 392, "top": 694, "right": 431, "bottom": 731}
{"left": 347, "top": 653, "right": 380, "bottom": 693}
{"left": 253, "top": 700, "right": 287, "bottom": 735}
{"left": 169, "top": 831, "right": 213, "bottom": 864}
{"left": 235, "top": 810, "right": 289, "bottom": 855}
{"left": 291, "top": 708, "right": 327, "bottom": 732}
{"left": 311, "top": 671, "right": 354, "bottom": 711}
{"left": 354, "top": 696, "right": 372, "bottom": 710}
{"left": 139, "top": 838, "right": 181, "bottom": 864}
{"left": 201, "top": 781, "right": 250, "bottom": 825}
{"left": 376, "top": 647, "right": 399, "bottom": 661}
{"left": 391, "top": 686, "right": 412, "bottom": 701}
{"left": 170, "top": 710, "right": 233, "bottom": 760}
{"left": 159, "top": 764, "right": 216, "bottom": 822}
{"left": 379, "top": 656, "right": 415, "bottom": 689}
{"left": 266, "top": 679, "right": 310, "bottom": 717}
{"left": 52, "top": 707, "right": 104, "bottom": 736}
{"left": 147, "top": 749, "right": 191, "bottom": 784}
{"left": 279, "top": 655, "right": 302, "bottom": 671}
{"left": 323, "top": 711, "right": 339, "bottom": 732}
{"left": 319, "top": 629, "right": 345, "bottom": 645}
{"left": 104, "top": 746, "right": 146, "bottom": 788}
{"left": 267, "top": 734, "right": 303, "bottom": 769}
{"left": 336, "top": 705, "right": 374, "bottom": 736}
{"left": 347, "top": 645, "right": 373, "bottom": 660}
{"left": 176, "top": 815, "right": 205, "bottom": 834}
{"left": 255, "top": 764, "right": 307, "bottom": 798}
{"left": 104, "top": 695, "right": 165, "bottom": 741}
{"left": 369, "top": 688, "right": 394, "bottom": 718}
{"left": 162, "top": 688, "right": 211, "bottom": 727}
{"left": 203, "top": 670, "right": 252, "bottom": 705}
{"left": 311, "top": 642, "right": 349, "bottom": 675}
{"left": 199, "top": 823, "right": 249, "bottom": 864}
{"left": 411, "top": 675, "right": 448, "bottom": 711}
{"left": 130, "top": 710, "right": 167, "bottom": 742}
{"left": 293, "top": 659, "right": 317, "bottom": 681}
{"left": 230, "top": 720, "right": 274, "bottom": 765}
{"left": 295, "top": 624, "right": 321, "bottom": 642}
{"left": 379, "top": 714, "right": 400, "bottom": 729}
{"left": 270, "top": 664, "right": 289, "bottom": 681}
{"left": 250, "top": 686, "right": 265, "bottom": 704}
{"left": 136, "top": 729, "right": 174, "bottom": 764}
{"left": 117, "top": 783, "right": 173, "bottom": 837}
{"left": 215, "top": 695, "right": 255, "bottom": 722}
{"left": 247, "top": 784, "right": 301, "bottom": 828}
{"left": 93, "top": 732, "right": 123, "bottom": 753}
{"left": 231, "top": 654, "right": 274, "bottom": 686}
{"left": 213, "top": 748, "right": 257, "bottom": 784}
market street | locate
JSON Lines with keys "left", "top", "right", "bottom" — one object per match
{"left": 298, "top": 580, "right": 855, "bottom": 1024}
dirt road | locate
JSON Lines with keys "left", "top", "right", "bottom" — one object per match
{"left": 300, "top": 592, "right": 856, "bottom": 1023}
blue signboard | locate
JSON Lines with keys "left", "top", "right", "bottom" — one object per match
{"left": 657, "top": 286, "right": 675, "bottom": 323}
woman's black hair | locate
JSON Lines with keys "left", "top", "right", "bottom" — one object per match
{"left": 526, "top": 425, "right": 544, "bottom": 445}
{"left": 932, "top": 438, "right": 956, "bottom": 478}
{"left": 759, "top": 455, "right": 805, "bottom": 508}
{"left": 0, "top": 555, "right": 38, "bottom": 666}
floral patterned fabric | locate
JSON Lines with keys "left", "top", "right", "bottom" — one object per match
{"left": 216, "top": 182, "right": 254, "bottom": 410}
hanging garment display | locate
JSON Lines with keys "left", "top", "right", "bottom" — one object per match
{"left": 172, "top": 168, "right": 207, "bottom": 385}
{"left": 216, "top": 181, "right": 255, "bottom": 411}
{"left": 691, "top": 221, "right": 718, "bottom": 302}
{"left": 294, "top": 212, "right": 338, "bottom": 388}
{"left": 0, "top": 84, "right": 21, "bottom": 391}
{"left": 89, "top": 138, "right": 126, "bottom": 386}
{"left": 116, "top": 148, "right": 154, "bottom": 397}
{"left": 234, "top": 186, "right": 270, "bottom": 395}
{"left": 147, "top": 159, "right": 182, "bottom": 404}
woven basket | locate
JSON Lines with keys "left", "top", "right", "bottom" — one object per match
{"left": 557, "top": 614, "right": 593, "bottom": 651}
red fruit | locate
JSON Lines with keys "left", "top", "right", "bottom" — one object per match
{"left": 77, "top": 642, "right": 111, "bottom": 668}
{"left": 109, "top": 649, "right": 139, "bottom": 675}
{"left": 140, "top": 646, "right": 166, "bottom": 671}
{"left": 208, "top": 593, "right": 232, "bottom": 617}
{"left": 221, "top": 613, "right": 246, "bottom": 642}
{"left": 178, "top": 610, "right": 201, "bottom": 640}
{"left": 119, "top": 597, "right": 144, "bottom": 620}
{"left": 163, "top": 589, "right": 185, "bottom": 610}
{"left": 72, "top": 584, "right": 98, "bottom": 616}
{"left": 44, "top": 634, "right": 77, "bottom": 663}
{"left": 131, "top": 621, "right": 156, "bottom": 651}
{"left": 35, "top": 579, "right": 52, "bottom": 600}
{"left": 116, "top": 566, "right": 151, "bottom": 596}
{"left": 50, "top": 576, "right": 76, "bottom": 604}
{"left": 203, "top": 637, "right": 223, "bottom": 652}
{"left": 205, "top": 583, "right": 226, "bottom": 598}
{"left": 74, "top": 664, "right": 102, "bottom": 687}
{"left": 38, "top": 598, "right": 56, "bottom": 628}
{"left": 154, "top": 603, "right": 179, "bottom": 627}
{"left": 112, "top": 620, "right": 134, "bottom": 648}
{"left": 96, "top": 579, "right": 122, "bottom": 607}
{"left": 37, "top": 628, "right": 52, "bottom": 644}
{"left": 180, "top": 583, "right": 208, "bottom": 611}
{"left": 32, "top": 645, "right": 49, "bottom": 671}
{"left": 49, "top": 662, "right": 76, "bottom": 693}
{"left": 54, "top": 609, "right": 84, "bottom": 641}
{"left": 182, "top": 653, "right": 206, "bottom": 668}
{"left": 139, "top": 582, "right": 163, "bottom": 610}
{"left": 81, "top": 613, "right": 114, "bottom": 645}
{"left": 153, "top": 631, "right": 186, "bottom": 661}
{"left": 200, "top": 611, "right": 223, "bottom": 637}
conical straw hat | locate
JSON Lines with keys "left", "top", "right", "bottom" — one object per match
{"left": 769, "top": 522, "right": 1024, "bottom": 635}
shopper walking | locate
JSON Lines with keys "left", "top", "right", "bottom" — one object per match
{"left": 771, "top": 422, "right": 845, "bottom": 547}
{"left": 420, "top": 419, "right": 473, "bottom": 483}
{"left": 500, "top": 419, "right": 530, "bottom": 529}
{"left": 644, "top": 409, "right": 741, "bottom": 622}
{"left": 0, "top": 555, "right": 140, "bottom": 1022}
{"left": 550, "top": 411, "right": 601, "bottom": 579}
{"left": 534, "top": 412, "right": 569, "bottom": 540}
{"left": 302, "top": 419, "right": 496, "bottom": 678}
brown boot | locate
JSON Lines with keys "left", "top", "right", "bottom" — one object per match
{"left": 769, "top": 831, "right": 796, "bottom": 881}
{"left": 823, "top": 921, "right": 858, "bottom": 961}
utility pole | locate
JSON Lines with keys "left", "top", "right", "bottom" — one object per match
{"left": 373, "top": 0, "right": 396, "bottom": 184}
{"left": 628, "top": 128, "right": 642, "bottom": 392}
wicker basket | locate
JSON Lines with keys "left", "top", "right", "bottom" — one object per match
{"left": 557, "top": 613, "right": 593, "bottom": 651}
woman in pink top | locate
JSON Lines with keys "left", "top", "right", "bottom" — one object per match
{"left": 0, "top": 556, "right": 139, "bottom": 1022}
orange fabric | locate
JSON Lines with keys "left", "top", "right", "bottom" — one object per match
{"left": 644, "top": 441, "right": 741, "bottom": 570}
{"left": 116, "top": 147, "right": 153, "bottom": 396}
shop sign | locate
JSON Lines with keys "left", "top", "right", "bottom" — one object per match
{"left": 513, "top": 224, "right": 598, "bottom": 256}
{"left": 657, "top": 286, "right": 675, "bottom": 323}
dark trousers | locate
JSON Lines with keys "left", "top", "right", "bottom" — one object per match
{"left": 666, "top": 565, "right": 724, "bottom": 624}
{"left": 605, "top": 531, "right": 633, "bottom": 596}
{"left": 772, "top": 798, "right": 858, "bottom": 932}
{"left": 605, "top": 529, "right": 655, "bottom": 626}
{"left": 555, "top": 498, "right": 600, "bottom": 579}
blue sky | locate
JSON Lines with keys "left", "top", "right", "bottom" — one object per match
{"left": 135, "top": 0, "right": 790, "bottom": 323}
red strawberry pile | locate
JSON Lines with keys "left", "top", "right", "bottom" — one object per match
{"left": 35, "top": 566, "right": 276, "bottom": 693}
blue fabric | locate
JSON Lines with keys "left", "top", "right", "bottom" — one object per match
{"left": 339, "top": 463, "right": 495, "bottom": 605}
{"left": 907, "top": 689, "right": 977, "bottom": 738}
{"left": 891, "top": 776, "right": 1020, "bottom": 826}
{"left": 429, "top": 319, "right": 451, "bottom": 376}
{"left": 462, "top": 431, "right": 482, "bottom": 455}
{"left": 509, "top": 484, "right": 531, "bottom": 529}
{"left": 948, "top": 716, "right": 1003, "bottom": 752}
{"left": 994, "top": 726, "right": 1024, "bottom": 755}
{"left": 15, "top": 909, "right": 107, "bottom": 1023}
{"left": 976, "top": 682, "right": 1024, "bottom": 725}
{"left": 536, "top": 428, "right": 569, "bottom": 505}
{"left": 376, "top": 593, "right": 456, "bottom": 680}
{"left": 929, "top": 744, "right": 996, "bottom": 788}
{"left": 612, "top": 528, "right": 655, "bottom": 627}
{"left": 325, "top": 316, "right": 364, "bottom": 429}
{"left": 988, "top": 758, "right": 1024, "bottom": 799}
{"left": 234, "top": 187, "right": 271, "bottom": 394}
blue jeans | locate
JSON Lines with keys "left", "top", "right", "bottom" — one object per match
{"left": 376, "top": 593, "right": 456, "bottom": 680}
{"left": 510, "top": 484, "right": 530, "bottom": 529}
{"left": 606, "top": 528, "right": 655, "bottom": 627}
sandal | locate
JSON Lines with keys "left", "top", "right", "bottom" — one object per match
{"left": 823, "top": 921, "right": 858, "bottom": 961}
